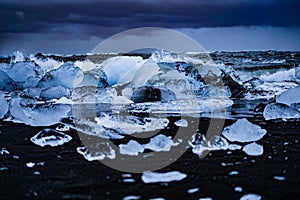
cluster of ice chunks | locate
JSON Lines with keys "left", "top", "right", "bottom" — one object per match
{"left": 190, "top": 119, "right": 266, "bottom": 157}
{"left": 263, "top": 85, "right": 300, "bottom": 120}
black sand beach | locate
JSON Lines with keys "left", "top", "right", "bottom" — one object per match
{"left": 1, "top": 115, "right": 299, "bottom": 200}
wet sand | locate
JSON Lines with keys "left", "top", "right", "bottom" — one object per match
{"left": 0, "top": 116, "right": 299, "bottom": 200}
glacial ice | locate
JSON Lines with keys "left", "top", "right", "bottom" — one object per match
{"left": 240, "top": 194, "right": 262, "bottom": 200}
{"left": 263, "top": 103, "right": 300, "bottom": 120}
{"left": 78, "top": 68, "right": 108, "bottom": 87}
{"left": 30, "top": 129, "right": 72, "bottom": 147}
{"left": 222, "top": 118, "right": 267, "bottom": 142}
{"left": 6, "top": 62, "right": 42, "bottom": 89}
{"left": 189, "top": 133, "right": 229, "bottom": 156}
{"left": 119, "top": 140, "right": 144, "bottom": 156}
{"left": 141, "top": 171, "right": 187, "bottom": 183}
{"left": 76, "top": 143, "right": 116, "bottom": 161}
{"left": 0, "top": 70, "right": 17, "bottom": 92}
{"left": 10, "top": 93, "right": 71, "bottom": 126}
{"left": 276, "top": 86, "right": 300, "bottom": 106}
{"left": 242, "top": 142, "right": 264, "bottom": 156}
{"left": 37, "top": 62, "right": 84, "bottom": 88}
{"left": 174, "top": 119, "right": 188, "bottom": 127}
{"left": 0, "top": 92, "right": 8, "bottom": 119}
{"left": 40, "top": 86, "right": 70, "bottom": 100}
{"left": 295, "top": 65, "right": 300, "bottom": 79}
{"left": 144, "top": 134, "right": 178, "bottom": 152}
{"left": 102, "top": 56, "right": 145, "bottom": 86}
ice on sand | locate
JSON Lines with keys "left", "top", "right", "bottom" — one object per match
{"left": 174, "top": 119, "right": 188, "bottom": 127}
{"left": 263, "top": 103, "right": 300, "bottom": 120}
{"left": 10, "top": 93, "right": 71, "bottom": 126}
{"left": 119, "top": 140, "right": 144, "bottom": 156}
{"left": 222, "top": 118, "right": 267, "bottom": 142}
{"left": 276, "top": 85, "right": 300, "bottom": 106}
{"left": 189, "top": 133, "right": 229, "bottom": 156}
{"left": 0, "top": 92, "right": 8, "bottom": 119}
{"left": 30, "top": 129, "right": 72, "bottom": 147}
{"left": 144, "top": 134, "right": 178, "bottom": 152}
{"left": 37, "top": 62, "right": 83, "bottom": 88}
{"left": 141, "top": 171, "right": 187, "bottom": 183}
{"left": 240, "top": 194, "right": 261, "bottom": 200}
{"left": 76, "top": 143, "right": 116, "bottom": 161}
{"left": 242, "top": 142, "right": 264, "bottom": 156}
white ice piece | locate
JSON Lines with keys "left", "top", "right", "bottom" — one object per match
{"left": 119, "top": 140, "right": 144, "bottom": 156}
{"left": 144, "top": 134, "right": 178, "bottom": 152}
{"left": 242, "top": 142, "right": 264, "bottom": 156}
{"left": 174, "top": 119, "right": 188, "bottom": 127}
{"left": 141, "top": 171, "right": 187, "bottom": 183}
{"left": 30, "top": 129, "right": 72, "bottom": 147}
{"left": 276, "top": 85, "right": 300, "bottom": 106}
{"left": 222, "top": 118, "right": 267, "bottom": 142}
{"left": 240, "top": 194, "right": 261, "bottom": 200}
{"left": 263, "top": 103, "right": 300, "bottom": 120}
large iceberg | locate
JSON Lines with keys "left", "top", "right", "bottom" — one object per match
{"left": 37, "top": 62, "right": 83, "bottom": 89}
{"left": 9, "top": 93, "right": 71, "bottom": 126}
{"left": 6, "top": 61, "right": 42, "bottom": 89}
{"left": 222, "top": 118, "right": 267, "bottom": 142}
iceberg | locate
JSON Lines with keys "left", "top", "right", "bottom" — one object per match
{"left": 242, "top": 142, "right": 263, "bottom": 156}
{"left": 30, "top": 129, "right": 72, "bottom": 147}
{"left": 9, "top": 93, "right": 71, "bottom": 126}
{"left": 0, "top": 92, "right": 8, "bottom": 119}
{"left": 222, "top": 118, "right": 267, "bottom": 142}
{"left": 141, "top": 171, "right": 187, "bottom": 183}
{"left": 37, "top": 62, "right": 83, "bottom": 89}
{"left": 276, "top": 85, "right": 300, "bottom": 106}
{"left": 263, "top": 103, "right": 300, "bottom": 120}
{"left": 6, "top": 62, "right": 42, "bottom": 89}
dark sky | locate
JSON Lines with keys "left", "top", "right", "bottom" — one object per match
{"left": 1, "top": 0, "right": 300, "bottom": 54}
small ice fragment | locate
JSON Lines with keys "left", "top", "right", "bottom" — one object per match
{"left": 263, "top": 103, "right": 300, "bottom": 120}
{"left": 144, "top": 134, "right": 177, "bottom": 152}
{"left": 222, "top": 118, "right": 267, "bottom": 142}
{"left": 242, "top": 143, "right": 264, "bottom": 156}
{"left": 0, "top": 92, "right": 8, "bottom": 119}
{"left": 0, "top": 147, "right": 9, "bottom": 155}
{"left": 175, "top": 119, "right": 188, "bottom": 127}
{"left": 187, "top": 188, "right": 199, "bottom": 194}
{"left": 199, "top": 198, "right": 213, "bottom": 200}
{"left": 26, "top": 162, "right": 35, "bottom": 168}
{"left": 141, "top": 171, "right": 187, "bottom": 183}
{"left": 273, "top": 176, "right": 285, "bottom": 181}
{"left": 229, "top": 171, "right": 239, "bottom": 175}
{"left": 122, "top": 195, "right": 141, "bottom": 200}
{"left": 0, "top": 167, "right": 8, "bottom": 171}
{"left": 76, "top": 144, "right": 116, "bottom": 161}
{"left": 56, "top": 124, "right": 70, "bottom": 132}
{"left": 33, "top": 171, "right": 41, "bottom": 175}
{"left": 119, "top": 140, "right": 144, "bottom": 156}
{"left": 240, "top": 194, "right": 261, "bottom": 200}
{"left": 234, "top": 186, "right": 243, "bottom": 192}
{"left": 228, "top": 144, "right": 242, "bottom": 150}
{"left": 13, "top": 155, "right": 20, "bottom": 159}
{"left": 149, "top": 198, "right": 165, "bottom": 200}
{"left": 31, "top": 129, "right": 72, "bottom": 147}
{"left": 122, "top": 179, "right": 135, "bottom": 183}
{"left": 122, "top": 174, "right": 132, "bottom": 178}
